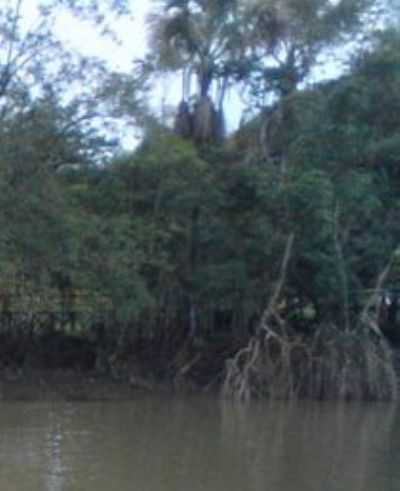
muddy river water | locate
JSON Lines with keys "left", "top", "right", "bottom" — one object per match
{"left": 0, "top": 396, "right": 399, "bottom": 491}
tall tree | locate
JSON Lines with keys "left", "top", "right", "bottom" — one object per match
{"left": 0, "top": 0, "right": 132, "bottom": 149}
{"left": 234, "top": 0, "right": 378, "bottom": 166}
{"left": 240, "top": 0, "right": 376, "bottom": 100}
{"left": 147, "top": 0, "right": 241, "bottom": 144}
{"left": 0, "top": 0, "right": 133, "bottom": 300}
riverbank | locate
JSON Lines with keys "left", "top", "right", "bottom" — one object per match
{"left": 0, "top": 329, "right": 397, "bottom": 402}
{"left": 0, "top": 329, "right": 232, "bottom": 401}
{"left": 0, "top": 369, "right": 163, "bottom": 402}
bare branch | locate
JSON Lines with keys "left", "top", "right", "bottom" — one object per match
{"left": 360, "top": 248, "right": 399, "bottom": 336}
{"left": 259, "top": 232, "right": 295, "bottom": 329}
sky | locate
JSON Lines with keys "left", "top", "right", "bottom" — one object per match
{"left": 53, "top": 1, "right": 150, "bottom": 72}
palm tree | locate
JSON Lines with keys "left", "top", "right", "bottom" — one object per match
{"left": 242, "top": 0, "right": 376, "bottom": 99}
{"left": 147, "top": 0, "right": 241, "bottom": 144}
{"left": 237, "top": 0, "right": 377, "bottom": 166}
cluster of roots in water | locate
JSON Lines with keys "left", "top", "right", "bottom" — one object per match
{"left": 222, "top": 323, "right": 397, "bottom": 402}
{"left": 222, "top": 235, "right": 398, "bottom": 402}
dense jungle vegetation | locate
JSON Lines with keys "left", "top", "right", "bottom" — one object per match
{"left": 1, "top": 0, "right": 400, "bottom": 400}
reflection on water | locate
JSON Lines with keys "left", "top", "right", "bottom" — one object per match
{"left": 0, "top": 397, "right": 399, "bottom": 491}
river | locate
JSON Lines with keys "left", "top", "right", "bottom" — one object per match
{"left": 0, "top": 396, "right": 398, "bottom": 491}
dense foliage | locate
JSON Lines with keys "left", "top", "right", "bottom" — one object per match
{"left": 0, "top": 0, "right": 399, "bottom": 399}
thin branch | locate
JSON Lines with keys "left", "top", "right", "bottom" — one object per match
{"left": 360, "top": 248, "right": 399, "bottom": 336}
{"left": 259, "top": 232, "right": 295, "bottom": 330}
{"left": 333, "top": 203, "right": 350, "bottom": 332}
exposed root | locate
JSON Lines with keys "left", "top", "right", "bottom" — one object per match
{"left": 223, "top": 321, "right": 397, "bottom": 402}
{"left": 223, "top": 235, "right": 398, "bottom": 402}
